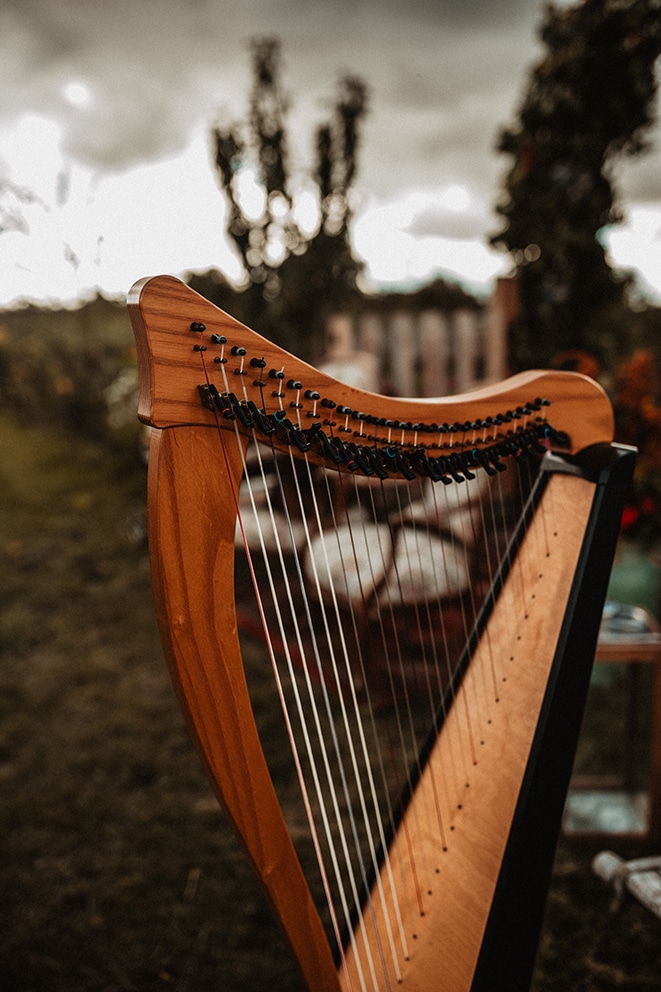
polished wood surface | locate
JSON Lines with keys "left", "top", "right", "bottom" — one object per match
{"left": 128, "top": 274, "right": 614, "bottom": 454}
{"left": 128, "top": 273, "right": 627, "bottom": 991}
{"left": 339, "top": 471, "right": 594, "bottom": 990}
{"left": 148, "top": 425, "right": 340, "bottom": 991}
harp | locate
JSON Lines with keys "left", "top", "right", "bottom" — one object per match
{"left": 128, "top": 274, "right": 634, "bottom": 992}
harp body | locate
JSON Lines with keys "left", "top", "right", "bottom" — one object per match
{"left": 129, "top": 275, "right": 635, "bottom": 992}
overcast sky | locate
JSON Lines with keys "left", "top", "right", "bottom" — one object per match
{"left": 0, "top": 0, "right": 659, "bottom": 304}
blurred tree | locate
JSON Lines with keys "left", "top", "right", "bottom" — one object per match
{"left": 196, "top": 37, "right": 368, "bottom": 361}
{"left": 0, "top": 177, "right": 39, "bottom": 236}
{"left": 491, "top": 0, "right": 661, "bottom": 370}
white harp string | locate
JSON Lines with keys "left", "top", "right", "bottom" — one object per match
{"left": 208, "top": 353, "right": 368, "bottom": 989}
{"left": 204, "top": 347, "right": 547, "bottom": 990}
{"left": 238, "top": 430, "right": 373, "bottom": 992}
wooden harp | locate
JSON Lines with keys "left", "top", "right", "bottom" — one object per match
{"left": 128, "top": 274, "right": 635, "bottom": 992}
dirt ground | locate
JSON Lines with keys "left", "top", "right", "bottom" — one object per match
{"left": 1, "top": 413, "right": 659, "bottom": 991}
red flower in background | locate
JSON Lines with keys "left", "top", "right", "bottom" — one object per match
{"left": 621, "top": 505, "right": 639, "bottom": 531}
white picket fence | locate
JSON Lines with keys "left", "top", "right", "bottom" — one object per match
{"left": 321, "top": 280, "right": 511, "bottom": 398}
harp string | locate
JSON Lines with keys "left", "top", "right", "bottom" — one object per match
{"left": 512, "top": 417, "right": 544, "bottom": 620}
{"left": 250, "top": 378, "right": 414, "bottom": 989}
{"left": 367, "top": 465, "right": 459, "bottom": 899}
{"left": 239, "top": 441, "right": 356, "bottom": 986}
{"left": 240, "top": 431, "right": 376, "bottom": 992}
{"left": 396, "top": 482, "right": 453, "bottom": 849}
{"left": 475, "top": 487, "right": 501, "bottom": 704}
{"left": 362, "top": 478, "right": 436, "bottom": 878}
{"left": 441, "top": 472, "right": 487, "bottom": 757}
{"left": 284, "top": 447, "right": 403, "bottom": 985}
{"left": 421, "top": 482, "right": 468, "bottom": 809}
{"left": 433, "top": 476, "right": 482, "bottom": 794}
{"left": 459, "top": 469, "right": 499, "bottom": 738}
{"left": 437, "top": 481, "right": 480, "bottom": 770}
{"left": 248, "top": 435, "right": 375, "bottom": 988}
{"left": 348, "top": 473, "right": 433, "bottom": 924}
{"left": 200, "top": 346, "right": 367, "bottom": 989}
{"left": 320, "top": 469, "right": 402, "bottom": 849}
{"left": 302, "top": 458, "right": 411, "bottom": 968}
{"left": 462, "top": 466, "right": 499, "bottom": 730}
{"left": 199, "top": 342, "right": 550, "bottom": 984}
{"left": 390, "top": 482, "right": 450, "bottom": 856}
{"left": 434, "top": 470, "right": 495, "bottom": 811}
{"left": 358, "top": 474, "right": 435, "bottom": 918}
{"left": 330, "top": 468, "right": 427, "bottom": 929}
{"left": 324, "top": 438, "right": 520, "bottom": 928}
{"left": 488, "top": 451, "right": 537, "bottom": 715}
{"left": 268, "top": 418, "right": 460, "bottom": 967}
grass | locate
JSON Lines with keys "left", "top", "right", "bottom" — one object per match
{"left": 1, "top": 411, "right": 659, "bottom": 991}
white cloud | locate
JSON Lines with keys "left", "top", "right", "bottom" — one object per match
{"left": 353, "top": 187, "right": 509, "bottom": 292}
{"left": 0, "top": 122, "right": 243, "bottom": 305}
{"left": 0, "top": 1, "right": 658, "bottom": 306}
{"left": 604, "top": 205, "right": 661, "bottom": 303}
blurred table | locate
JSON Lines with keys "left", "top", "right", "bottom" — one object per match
{"left": 564, "top": 603, "right": 661, "bottom": 844}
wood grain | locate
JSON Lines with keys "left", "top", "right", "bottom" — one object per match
{"left": 128, "top": 274, "right": 614, "bottom": 456}
{"left": 130, "top": 274, "right": 619, "bottom": 991}
{"left": 339, "top": 472, "right": 595, "bottom": 990}
{"left": 148, "top": 425, "right": 341, "bottom": 992}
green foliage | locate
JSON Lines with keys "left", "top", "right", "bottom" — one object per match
{"left": 492, "top": 0, "right": 661, "bottom": 370}
{"left": 206, "top": 37, "right": 368, "bottom": 361}
{"left": 0, "top": 297, "right": 137, "bottom": 441}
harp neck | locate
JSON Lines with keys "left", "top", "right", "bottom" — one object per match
{"left": 128, "top": 275, "right": 614, "bottom": 464}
